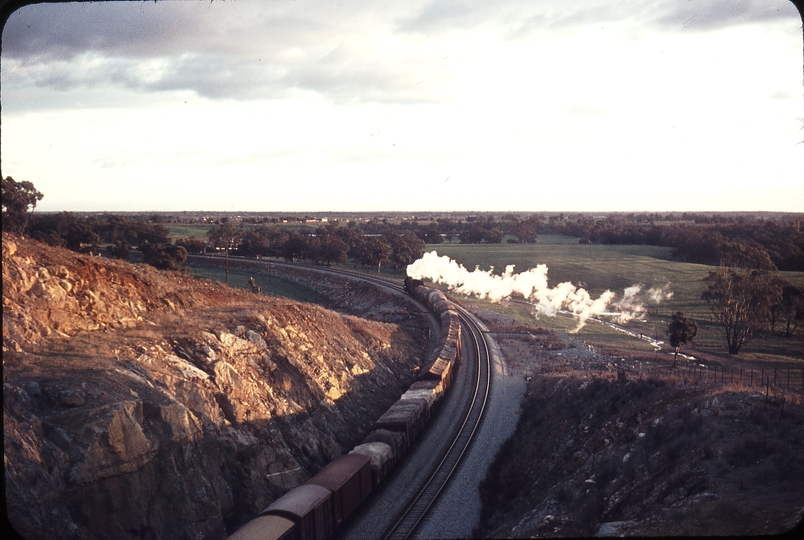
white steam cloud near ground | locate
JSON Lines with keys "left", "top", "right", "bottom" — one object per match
{"left": 407, "top": 251, "right": 673, "bottom": 332}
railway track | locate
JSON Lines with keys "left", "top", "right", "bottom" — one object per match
{"left": 297, "top": 266, "right": 494, "bottom": 537}
{"left": 382, "top": 306, "right": 490, "bottom": 540}
{"left": 186, "top": 256, "right": 494, "bottom": 538}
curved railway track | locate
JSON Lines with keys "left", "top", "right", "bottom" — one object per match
{"left": 382, "top": 306, "right": 490, "bottom": 540}
{"left": 186, "top": 255, "right": 493, "bottom": 538}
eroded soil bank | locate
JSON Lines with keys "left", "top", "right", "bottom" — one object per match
{"left": 3, "top": 234, "right": 428, "bottom": 539}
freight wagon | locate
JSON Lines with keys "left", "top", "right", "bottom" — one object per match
{"left": 229, "top": 280, "right": 461, "bottom": 540}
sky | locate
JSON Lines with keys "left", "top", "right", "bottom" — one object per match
{"left": 1, "top": 0, "right": 802, "bottom": 213}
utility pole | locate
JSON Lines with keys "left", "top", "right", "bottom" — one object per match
{"left": 225, "top": 239, "right": 233, "bottom": 285}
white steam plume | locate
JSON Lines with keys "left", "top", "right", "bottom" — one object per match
{"left": 407, "top": 251, "right": 672, "bottom": 332}
{"left": 611, "top": 284, "right": 673, "bottom": 323}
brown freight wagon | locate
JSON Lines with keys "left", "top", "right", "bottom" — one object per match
{"left": 306, "top": 454, "right": 372, "bottom": 528}
{"left": 228, "top": 514, "right": 296, "bottom": 540}
{"left": 362, "top": 428, "right": 409, "bottom": 462}
{"left": 408, "top": 378, "right": 445, "bottom": 402}
{"left": 350, "top": 441, "right": 395, "bottom": 485}
{"left": 372, "top": 398, "right": 429, "bottom": 445}
{"left": 260, "top": 484, "right": 333, "bottom": 540}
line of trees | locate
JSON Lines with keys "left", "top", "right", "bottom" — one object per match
{"left": 4, "top": 178, "right": 803, "bottom": 349}
{"left": 26, "top": 211, "right": 188, "bottom": 271}
{"left": 335, "top": 212, "right": 804, "bottom": 272}
{"left": 206, "top": 220, "right": 425, "bottom": 273}
{"left": 13, "top": 208, "right": 428, "bottom": 275}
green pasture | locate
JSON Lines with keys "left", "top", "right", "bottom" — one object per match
{"left": 187, "top": 265, "right": 329, "bottom": 305}
{"left": 425, "top": 241, "right": 804, "bottom": 358}
{"left": 167, "top": 224, "right": 213, "bottom": 238}
{"left": 167, "top": 222, "right": 318, "bottom": 240}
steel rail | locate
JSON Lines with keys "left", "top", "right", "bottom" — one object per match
{"left": 381, "top": 305, "right": 491, "bottom": 540}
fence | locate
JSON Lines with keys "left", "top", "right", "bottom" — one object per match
{"left": 535, "top": 355, "right": 804, "bottom": 403}
{"left": 634, "top": 364, "right": 802, "bottom": 390}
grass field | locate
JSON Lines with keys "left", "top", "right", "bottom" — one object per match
{"left": 167, "top": 224, "right": 212, "bottom": 238}
{"left": 187, "top": 265, "right": 329, "bottom": 304}
{"left": 425, "top": 241, "right": 804, "bottom": 358}
{"left": 167, "top": 223, "right": 318, "bottom": 240}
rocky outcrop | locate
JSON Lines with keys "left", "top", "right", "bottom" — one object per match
{"left": 3, "top": 234, "right": 427, "bottom": 539}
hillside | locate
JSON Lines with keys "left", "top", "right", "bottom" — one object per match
{"left": 473, "top": 307, "right": 804, "bottom": 537}
{"left": 2, "top": 233, "right": 428, "bottom": 540}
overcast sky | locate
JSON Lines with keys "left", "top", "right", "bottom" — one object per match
{"left": 1, "top": 0, "right": 802, "bottom": 213}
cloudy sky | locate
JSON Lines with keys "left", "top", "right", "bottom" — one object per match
{"left": 1, "top": 0, "right": 802, "bottom": 212}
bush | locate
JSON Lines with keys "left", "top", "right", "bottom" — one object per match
{"left": 140, "top": 243, "right": 187, "bottom": 270}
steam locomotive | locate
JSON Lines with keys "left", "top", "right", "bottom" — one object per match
{"left": 229, "top": 279, "right": 462, "bottom": 540}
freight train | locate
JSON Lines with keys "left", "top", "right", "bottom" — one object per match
{"left": 229, "top": 279, "right": 462, "bottom": 540}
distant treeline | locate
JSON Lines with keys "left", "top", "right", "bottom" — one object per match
{"left": 24, "top": 211, "right": 804, "bottom": 272}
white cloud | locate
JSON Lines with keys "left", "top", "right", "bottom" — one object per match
{"left": 1, "top": 0, "right": 801, "bottom": 212}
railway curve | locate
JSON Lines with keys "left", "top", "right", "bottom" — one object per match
{"left": 186, "top": 256, "right": 505, "bottom": 539}
{"left": 380, "top": 306, "right": 490, "bottom": 540}
{"left": 271, "top": 264, "right": 495, "bottom": 537}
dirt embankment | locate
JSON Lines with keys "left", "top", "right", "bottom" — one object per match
{"left": 474, "top": 308, "right": 804, "bottom": 538}
{"left": 3, "top": 233, "right": 427, "bottom": 540}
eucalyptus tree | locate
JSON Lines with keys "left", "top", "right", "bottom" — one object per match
{"left": 667, "top": 312, "right": 698, "bottom": 367}
{"left": 1, "top": 176, "right": 43, "bottom": 236}
{"left": 702, "top": 268, "right": 778, "bottom": 354}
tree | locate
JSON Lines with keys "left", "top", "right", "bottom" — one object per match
{"left": 667, "top": 312, "right": 698, "bottom": 367}
{"left": 109, "top": 240, "right": 132, "bottom": 259}
{"left": 420, "top": 224, "right": 443, "bottom": 245}
{"left": 140, "top": 243, "right": 187, "bottom": 271}
{"left": 484, "top": 227, "right": 504, "bottom": 244}
{"left": 2, "top": 176, "right": 43, "bottom": 236}
{"left": 95, "top": 214, "right": 171, "bottom": 247}
{"left": 174, "top": 236, "right": 208, "bottom": 255}
{"left": 360, "top": 237, "right": 390, "bottom": 274}
{"left": 717, "top": 240, "right": 776, "bottom": 271}
{"left": 280, "top": 230, "right": 308, "bottom": 262}
{"left": 28, "top": 211, "right": 74, "bottom": 247}
{"left": 318, "top": 234, "right": 348, "bottom": 267}
{"left": 390, "top": 231, "right": 425, "bottom": 272}
{"left": 460, "top": 224, "right": 485, "bottom": 244}
{"left": 240, "top": 226, "right": 277, "bottom": 258}
{"left": 511, "top": 220, "right": 538, "bottom": 244}
{"left": 779, "top": 284, "right": 804, "bottom": 337}
{"left": 206, "top": 219, "right": 243, "bottom": 251}
{"left": 64, "top": 222, "right": 100, "bottom": 252}
{"left": 702, "top": 267, "right": 779, "bottom": 354}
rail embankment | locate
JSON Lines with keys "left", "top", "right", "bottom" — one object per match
{"left": 474, "top": 307, "right": 804, "bottom": 538}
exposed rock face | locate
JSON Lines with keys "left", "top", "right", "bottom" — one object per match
{"left": 3, "top": 233, "right": 427, "bottom": 540}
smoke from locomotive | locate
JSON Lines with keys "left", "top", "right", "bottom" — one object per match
{"left": 406, "top": 251, "right": 672, "bottom": 331}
